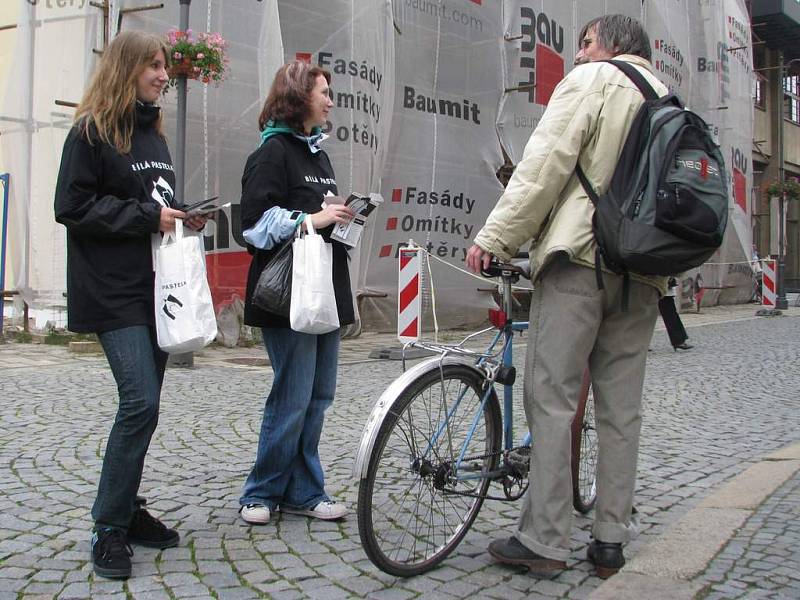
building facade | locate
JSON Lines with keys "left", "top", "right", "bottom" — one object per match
{"left": 751, "top": 0, "right": 800, "bottom": 294}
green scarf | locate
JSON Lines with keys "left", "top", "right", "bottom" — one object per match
{"left": 259, "top": 120, "right": 326, "bottom": 153}
{"left": 259, "top": 120, "right": 295, "bottom": 146}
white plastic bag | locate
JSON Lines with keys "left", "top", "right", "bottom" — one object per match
{"left": 154, "top": 219, "right": 217, "bottom": 353}
{"left": 289, "top": 218, "right": 339, "bottom": 334}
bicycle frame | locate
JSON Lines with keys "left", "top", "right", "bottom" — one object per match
{"left": 352, "top": 268, "right": 533, "bottom": 483}
{"left": 355, "top": 261, "right": 599, "bottom": 577}
{"left": 488, "top": 270, "right": 532, "bottom": 452}
{"left": 405, "top": 272, "right": 532, "bottom": 484}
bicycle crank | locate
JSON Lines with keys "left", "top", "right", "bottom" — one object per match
{"left": 410, "top": 447, "right": 533, "bottom": 501}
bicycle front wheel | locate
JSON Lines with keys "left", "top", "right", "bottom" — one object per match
{"left": 357, "top": 364, "right": 502, "bottom": 577}
{"left": 571, "top": 377, "right": 598, "bottom": 513}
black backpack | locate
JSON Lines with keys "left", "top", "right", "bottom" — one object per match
{"left": 576, "top": 60, "right": 728, "bottom": 304}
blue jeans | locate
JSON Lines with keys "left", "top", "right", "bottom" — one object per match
{"left": 240, "top": 327, "right": 339, "bottom": 510}
{"left": 93, "top": 325, "right": 167, "bottom": 530}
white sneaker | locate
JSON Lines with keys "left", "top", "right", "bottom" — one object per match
{"left": 281, "top": 500, "right": 348, "bottom": 521}
{"left": 240, "top": 504, "right": 270, "bottom": 525}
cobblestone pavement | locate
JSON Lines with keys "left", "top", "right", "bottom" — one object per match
{"left": 0, "top": 305, "right": 799, "bottom": 599}
{"left": 695, "top": 470, "right": 800, "bottom": 600}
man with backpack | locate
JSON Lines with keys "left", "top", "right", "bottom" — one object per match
{"left": 467, "top": 14, "right": 726, "bottom": 578}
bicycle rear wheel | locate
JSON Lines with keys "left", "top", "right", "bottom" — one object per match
{"left": 357, "top": 364, "right": 502, "bottom": 577}
{"left": 571, "top": 373, "right": 598, "bottom": 513}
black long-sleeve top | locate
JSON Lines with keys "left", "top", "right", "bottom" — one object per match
{"left": 240, "top": 133, "right": 353, "bottom": 328}
{"left": 54, "top": 103, "right": 176, "bottom": 333}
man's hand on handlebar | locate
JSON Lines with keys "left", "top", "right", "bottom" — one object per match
{"left": 466, "top": 244, "right": 493, "bottom": 274}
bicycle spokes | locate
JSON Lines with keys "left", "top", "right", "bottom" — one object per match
{"left": 357, "top": 365, "right": 502, "bottom": 576}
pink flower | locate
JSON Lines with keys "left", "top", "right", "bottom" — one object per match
{"left": 196, "top": 52, "right": 204, "bottom": 59}
{"left": 206, "top": 32, "right": 225, "bottom": 48}
{"left": 173, "top": 52, "right": 182, "bottom": 60}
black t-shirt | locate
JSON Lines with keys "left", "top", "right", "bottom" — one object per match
{"left": 54, "top": 103, "right": 175, "bottom": 333}
{"left": 240, "top": 133, "right": 354, "bottom": 328}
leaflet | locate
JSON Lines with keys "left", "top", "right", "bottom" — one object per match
{"left": 183, "top": 196, "right": 231, "bottom": 217}
{"left": 324, "top": 192, "right": 383, "bottom": 247}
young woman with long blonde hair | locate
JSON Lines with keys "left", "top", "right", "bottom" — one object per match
{"left": 55, "top": 30, "right": 204, "bottom": 580}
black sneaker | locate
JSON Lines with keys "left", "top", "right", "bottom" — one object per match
{"left": 91, "top": 528, "right": 133, "bottom": 579}
{"left": 128, "top": 508, "right": 180, "bottom": 549}
{"left": 587, "top": 540, "right": 625, "bottom": 579}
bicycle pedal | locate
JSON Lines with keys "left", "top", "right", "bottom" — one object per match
{"left": 505, "top": 446, "right": 530, "bottom": 476}
{"left": 495, "top": 366, "right": 516, "bottom": 386}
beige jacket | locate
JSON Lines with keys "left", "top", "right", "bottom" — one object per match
{"left": 474, "top": 55, "right": 668, "bottom": 294}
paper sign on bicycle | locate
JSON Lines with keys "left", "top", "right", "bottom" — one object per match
{"left": 397, "top": 245, "right": 421, "bottom": 343}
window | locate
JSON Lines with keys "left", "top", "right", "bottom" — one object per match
{"left": 753, "top": 44, "right": 766, "bottom": 109}
{"left": 753, "top": 76, "right": 765, "bottom": 109}
{"left": 785, "top": 74, "right": 800, "bottom": 123}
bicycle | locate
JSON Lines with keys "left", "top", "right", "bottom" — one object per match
{"left": 749, "top": 270, "right": 763, "bottom": 304}
{"left": 353, "top": 259, "right": 599, "bottom": 577}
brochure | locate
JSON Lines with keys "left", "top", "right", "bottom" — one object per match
{"left": 182, "top": 196, "right": 231, "bottom": 217}
{"left": 187, "top": 201, "right": 231, "bottom": 217}
{"left": 324, "top": 192, "right": 383, "bottom": 247}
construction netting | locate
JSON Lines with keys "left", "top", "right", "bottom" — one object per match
{"left": 0, "top": 0, "right": 755, "bottom": 332}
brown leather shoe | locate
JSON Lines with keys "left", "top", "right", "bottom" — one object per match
{"left": 488, "top": 537, "right": 566, "bottom": 576}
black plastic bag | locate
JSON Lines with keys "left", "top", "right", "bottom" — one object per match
{"left": 252, "top": 238, "right": 293, "bottom": 316}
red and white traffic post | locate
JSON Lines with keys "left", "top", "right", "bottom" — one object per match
{"left": 761, "top": 259, "right": 777, "bottom": 309}
{"left": 397, "top": 245, "right": 421, "bottom": 343}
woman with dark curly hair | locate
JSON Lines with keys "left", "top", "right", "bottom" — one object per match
{"left": 237, "top": 61, "right": 354, "bottom": 525}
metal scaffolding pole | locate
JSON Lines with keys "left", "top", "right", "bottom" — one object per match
{"left": 776, "top": 51, "right": 789, "bottom": 310}
{"left": 169, "top": 0, "right": 194, "bottom": 367}
{"left": 175, "top": 0, "right": 191, "bottom": 206}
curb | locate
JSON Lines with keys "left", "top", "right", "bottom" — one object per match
{"left": 588, "top": 442, "right": 800, "bottom": 599}
{"left": 68, "top": 340, "right": 102, "bottom": 353}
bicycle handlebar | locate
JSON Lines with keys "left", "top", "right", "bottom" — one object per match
{"left": 480, "top": 259, "right": 531, "bottom": 281}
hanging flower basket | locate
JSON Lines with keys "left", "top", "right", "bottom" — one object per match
{"left": 164, "top": 29, "right": 228, "bottom": 91}
{"left": 766, "top": 177, "right": 800, "bottom": 201}
{"left": 167, "top": 58, "right": 199, "bottom": 80}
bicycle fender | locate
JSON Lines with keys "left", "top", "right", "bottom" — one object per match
{"left": 353, "top": 356, "right": 485, "bottom": 480}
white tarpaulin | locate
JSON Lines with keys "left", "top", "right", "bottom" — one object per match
{"left": 276, "top": 0, "right": 395, "bottom": 334}
{"left": 644, "top": 0, "right": 692, "bottom": 99}
{"left": 680, "top": 0, "right": 755, "bottom": 304}
{"left": 497, "top": 0, "right": 578, "bottom": 165}
{"left": 0, "top": 0, "right": 756, "bottom": 331}
{"left": 359, "top": 0, "right": 505, "bottom": 330}
{"left": 1, "top": 1, "right": 98, "bottom": 310}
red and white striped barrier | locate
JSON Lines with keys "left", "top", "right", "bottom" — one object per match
{"left": 762, "top": 259, "right": 776, "bottom": 308}
{"left": 398, "top": 246, "right": 421, "bottom": 342}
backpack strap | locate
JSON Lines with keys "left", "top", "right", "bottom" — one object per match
{"left": 578, "top": 162, "right": 632, "bottom": 309}
{"left": 575, "top": 164, "right": 606, "bottom": 292}
{"left": 593, "top": 248, "right": 605, "bottom": 291}
{"left": 604, "top": 59, "right": 659, "bottom": 101}
{"left": 575, "top": 164, "right": 598, "bottom": 206}
{"left": 621, "top": 273, "right": 630, "bottom": 312}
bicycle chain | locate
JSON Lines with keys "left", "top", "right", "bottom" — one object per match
{"left": 452, "top": 445, "right": 529, "bottom": 468}
{"left": 435, "top": 446, "right": 530, "bottom": 501}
